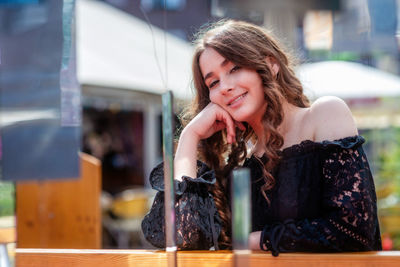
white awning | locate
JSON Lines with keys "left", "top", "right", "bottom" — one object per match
{"left": 296, "top": 61, "right": 400, "bottom": 100}
{"left": 76, "top": 0, "right": 194, "bottom": 100}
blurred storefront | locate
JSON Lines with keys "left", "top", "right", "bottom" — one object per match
{"left": 77, "top": 0, "right": 193, "bottom": 193}
{"left": 76, "top": 0, "right": 193, "bottom": 248}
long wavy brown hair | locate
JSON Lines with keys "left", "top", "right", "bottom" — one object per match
{"left": 180, "top": 20, "right": 309, "bottom": 249}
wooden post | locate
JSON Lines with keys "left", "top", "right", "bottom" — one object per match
{"left": 16, "top": 153, "right": 101, "bottom": 249}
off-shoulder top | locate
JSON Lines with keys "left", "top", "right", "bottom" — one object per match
{"left": 141, "top": 135, "right": 382, "bottom": 255}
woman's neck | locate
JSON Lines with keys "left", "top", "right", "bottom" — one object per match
{"left": 277, "top": 101, "right": 298, "bottom": 137}
{"left": 250, "top": 100, "right": 299, "bottom": 157}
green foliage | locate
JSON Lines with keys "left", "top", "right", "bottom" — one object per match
{"left": 0, "top": 181, "right": 15, "bottom": 217}
{"left": 393, "top": 234, "right": 400, "bottom": 250}
{"left": 378, "top": 128, "right": 400, "bottom": 196}
{"left": 307, "top": 49, "right": 387, "bottom": 63}
{"left": 376, "top": 127, "right": 400, "bottom": 249}
{"left": 307, "top": 50, "right": 360, "bottom": 62}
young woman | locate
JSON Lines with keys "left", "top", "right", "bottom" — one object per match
{"left": 141, "top": 20, "right": 382, "bottom": 255}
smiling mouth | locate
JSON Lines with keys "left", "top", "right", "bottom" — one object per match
{"left": 228, "top": 92, "right": 247, "bottom": 106}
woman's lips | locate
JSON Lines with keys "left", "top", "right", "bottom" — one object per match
{"left": 228, "top": 92, "right": 247, "bottom": 107}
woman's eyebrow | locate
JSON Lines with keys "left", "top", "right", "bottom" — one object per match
{"left": 203, "top": 59, "right": 230, "bottom": 81}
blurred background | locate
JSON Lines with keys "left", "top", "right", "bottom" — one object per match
{"left": 0, "top": 0, "right": 400, "bottom": 262}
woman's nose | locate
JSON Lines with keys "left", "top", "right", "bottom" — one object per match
{"left": 220, "top": 79, "right": 233, "bottom": 94}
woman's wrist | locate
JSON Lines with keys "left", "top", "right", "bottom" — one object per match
{"left": 180, "top": 125, "right": 201, "bottom": 143}
{"left": 174, "top": 126, "right": 200, "bottom": 181}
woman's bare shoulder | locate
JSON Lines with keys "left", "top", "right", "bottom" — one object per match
{"left": 307, "top": 96, "right": 358, "bottom": 142}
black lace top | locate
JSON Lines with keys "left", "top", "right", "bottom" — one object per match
{"left": 141, "top": 135, "right": 382, "bottom": 255}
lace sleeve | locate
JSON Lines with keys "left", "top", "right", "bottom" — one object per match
{"left": 260, "top": 136, "right": 382, "bottom": 256}
{"left": 141, "top": 161, "right": 222, "bottom": 250}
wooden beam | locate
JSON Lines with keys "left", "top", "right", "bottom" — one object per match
{"left": 15, "top": 249, "right": 400, "bottom": 267}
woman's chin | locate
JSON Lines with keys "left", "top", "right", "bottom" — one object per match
{"left": 234, "top": 118, "right": 251, "bottom": 126}
{"left": 230, "top": 113, "right": 250, "bottom": 123}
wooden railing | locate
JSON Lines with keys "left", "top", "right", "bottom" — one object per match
{"left": 13, "top": 154, "right": 400, "bottom": 267}
{"left": 15, "top": 249, "right": 400, "bottom": 267}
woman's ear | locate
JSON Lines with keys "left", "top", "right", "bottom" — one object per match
{"left": 266, "top": 56, "right": 279, "bottom": 77}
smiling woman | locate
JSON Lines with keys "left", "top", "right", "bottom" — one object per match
{"left": 200, "top": 47, "right": 266, "bottom": 125}
{"left": 141, "top": 20, "right": 382, "bottom": 256}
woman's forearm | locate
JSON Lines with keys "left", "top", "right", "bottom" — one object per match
{"left": 174, "top": 127, "right": 200, "bottom": 181}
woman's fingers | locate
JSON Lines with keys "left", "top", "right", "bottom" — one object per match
{"left": 214, "top": 119, "right": 233, "bottom": 143}
{"left": 214, "top": 108, "right": 250, "bottom": 144}
{"left": 214, "top": 121, "right": 227, "bottom": 133}
{"left": 235, "top": 121, "right": 246, "bottom": 131}
{"left": 189, "top": 102, "right": 244, "bottom": 143}
{"left": 220, "top": 112, "right": 236, "bottom": 144}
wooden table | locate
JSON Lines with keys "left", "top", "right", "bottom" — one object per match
{"left": 15, "top": 249, "right": 400, "bottom": 267}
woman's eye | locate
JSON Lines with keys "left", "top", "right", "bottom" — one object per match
{"left": 230, "top": 65, "right": 240, "bottom": 73}
{"left": 209, "top": 80, "right": 219, "bottom": 89}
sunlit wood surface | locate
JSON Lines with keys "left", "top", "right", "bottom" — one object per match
{"left": 0, "top": 227, "right": 16, "bottom": 244}
{"left": 15, "top": 249, "right": 400, "bottom": 267}
{"left": 16, "top": 153, "right": 101, "bottom": 249}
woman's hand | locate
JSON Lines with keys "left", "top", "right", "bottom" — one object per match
{"left": 185, "top": 102, "right": 245, "bottom": 144}
{"left": 249, "top": 231, "right": 262, "bottom": 250}
{"left": 174, "top": 103, "right": 244, "bottom": 181}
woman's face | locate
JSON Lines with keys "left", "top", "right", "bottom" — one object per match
{"left": 199, "top": 47, "right": 266, "bottom": 125}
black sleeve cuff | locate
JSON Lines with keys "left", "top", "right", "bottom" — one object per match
{"left": 149, "top": 160, "right": 216, "bottom": 195}
{"left": 260, "top": 219, "right": 301, "bottom": 256}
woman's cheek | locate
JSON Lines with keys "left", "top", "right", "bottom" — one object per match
{"left": 208, "top": 91, "right": 218, "bottom": 105}
{"left": 210, "top": 93, "right": 230, "bottom": 113}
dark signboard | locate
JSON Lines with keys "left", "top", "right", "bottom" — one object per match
{"left": 0, "top": 0, "right": 80, "bottom": 180}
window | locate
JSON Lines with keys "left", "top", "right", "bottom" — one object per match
{"left": 140, "top": 0, "right": 186, "bottom": 11}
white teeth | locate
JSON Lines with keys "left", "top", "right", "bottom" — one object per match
{"left": 230, "top": 93, "right": 246, "bottom": 105}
